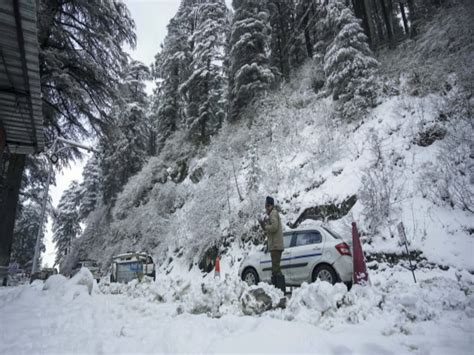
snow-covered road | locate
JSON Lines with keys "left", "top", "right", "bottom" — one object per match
{"left": 1, "top": 267, "right": 473, "bottom": 354}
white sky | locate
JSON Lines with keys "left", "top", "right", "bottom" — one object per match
{"left": 42, "top": 0, "right": 182, "bottom": 267}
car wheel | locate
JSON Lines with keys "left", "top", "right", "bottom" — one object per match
{"left": 242, "top": 268, "right": 259, "bottom": 286}
{"left": 312, "top": 265, "right": 337, "bottom": 285}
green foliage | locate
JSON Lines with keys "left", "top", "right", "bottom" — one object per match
{"left": 38, "top": 0, "right": 136, "bottom": 160}
{"left": 11, "top": 203, "right": 45, "bottom": 270}
{"left": 228, "top": 0, "right": 275, "bottom": 121}
{"left": 53, "top": 181, "right": 82, "bottom": 266}
{"left": 180, "top": 0, "right": 230, "bottom": 143}
{"left": 323, "top": 1, "right": 378, "bottom": 119}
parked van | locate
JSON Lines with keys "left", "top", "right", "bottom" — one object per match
{"left": 110, "top": 252, "right": 155, "bottom": 283}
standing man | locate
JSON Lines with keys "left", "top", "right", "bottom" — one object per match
{"left": 259, "top": 196, "right": 285, "bottom": 292}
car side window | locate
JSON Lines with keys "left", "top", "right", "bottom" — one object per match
{"left": 283, "top": 234, "right": 292, "bottom": 249}
{"left": 295, "top": 232, "right": 322, "bottom": 246}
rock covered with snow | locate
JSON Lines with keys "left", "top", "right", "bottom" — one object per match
{"left": 240, "top": 283, "right": 285, "bottom": 316}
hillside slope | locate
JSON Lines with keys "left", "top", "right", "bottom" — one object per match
{"left": 68, "top": 0, "right": 473, "bottom": 275}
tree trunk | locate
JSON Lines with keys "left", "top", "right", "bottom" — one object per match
{"left": 406, "top": 0, "right": 417, "bottom": 37}
{"left": 352, "top": 0, "right": 373, "bottom": 46}
{"left": 399, "top": 2, "right": 409, "bottom": 36}
{"left": 302, "top": 10, "right": 313, "bottom": 58}
{"left": 0, "top": 153, "right": 26, "bottom": 285}
{"left": 371, "top": 0, "right": 385, "bottom": 43}
{"left": 379, "top": 0, "right": 394, "bottom": 44}
{"left": 363, "top": 0, "right": 378, "bottom": 47}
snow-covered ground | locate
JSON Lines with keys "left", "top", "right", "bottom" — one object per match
{"left": 1, "top": 266, "right": 473, "bottom": 354}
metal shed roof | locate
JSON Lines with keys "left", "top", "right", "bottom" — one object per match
{"left": 0, "top": 0, "right": 44, "bottom": 155}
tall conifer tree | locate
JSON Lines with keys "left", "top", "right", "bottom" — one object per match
{"left": 180, "top": 0, "right": 230, "bottom": 143}
{"left": 324, "top": 0, "right": 378, "bottom": 119}
{"left": 52, "top": 181, "right": 81, "bottom": 266}
{"left": 228, "top": 0, "right": 274, "bottom": 121}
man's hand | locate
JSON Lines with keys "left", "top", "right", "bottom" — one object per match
{"left": 258, "top": 213, "right": 267, "bottom": 229}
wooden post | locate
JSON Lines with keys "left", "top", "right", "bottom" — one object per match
{"left": 0, "top": 153, "right": 26, "bottom": 285}
{"left": 0, "top": 125, "right": 5, "bottom": 156}
{"left": 397, "top": 222, "right": 417, "bottom": 283}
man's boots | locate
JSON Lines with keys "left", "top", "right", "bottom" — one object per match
{"left": 271, "top": 274, "right": 286, "bottom": 293}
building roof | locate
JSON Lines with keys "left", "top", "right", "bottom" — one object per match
{"left": 0, "top": 0, "right": 44, "bottom": 154}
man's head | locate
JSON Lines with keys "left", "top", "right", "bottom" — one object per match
{"left": 265, "top": 196, "right": 274, "bottom": 214}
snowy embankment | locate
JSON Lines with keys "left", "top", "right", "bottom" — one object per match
{"left": 1, "top": 266, "right": 473, "bottom": 354}
{"left": 76, "top": 76, "right": 473, "bottom": 276}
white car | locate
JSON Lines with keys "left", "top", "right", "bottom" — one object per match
{"left": 239, "top": 225, "right": 353, "bottom": 287}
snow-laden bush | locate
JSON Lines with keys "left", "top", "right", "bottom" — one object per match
{"left": 419, "top": 81, "right": 473, "bottom": 213}
{"left": 359, "top": 133, "right": 403, "bottom": 239}
{"left": 113, "top": 157, "right": 168, "bottom": 220}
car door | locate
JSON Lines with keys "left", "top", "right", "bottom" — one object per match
{"left": 259, "top": 233, "right": 294, "bottom": 283}
{"left": 288, "top": 230, "right": 324, "bottom": 284}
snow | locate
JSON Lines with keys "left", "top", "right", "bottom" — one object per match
{"left": 1, "top": 265, "right": 472, "bottom": 354}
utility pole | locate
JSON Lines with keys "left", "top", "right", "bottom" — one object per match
{"left": 30, "top": 138, "right": 97, "bottom": 281}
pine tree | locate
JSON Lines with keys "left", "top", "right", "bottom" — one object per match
{"left": 38, "top": 0, "right": 136, "bottom": 159}
{"left": 153, "top": 1, "right": 196, "bottom": 146}
{"left": 10, "top": 202, "right": 46, "bottom": 270}
{"left": 268, "top": 0, "right": 294, "bottom": 81}
{"left": 228, "top": 0, "right": 274, "bottom": 121}
{"left": 180, "top": 0, "right": 230, "bottom": 143}
{"left": 8, "top": 155, "right": 52, "bottom": 271}
{"left": 246, "top": 143, "right": 263, "bottom": 193}
{"left": 100, "top": 60, "right": 150, "bottom": 204}
{"left": 324, "top": 0, "right": 378, "bottom": 119}
{"left": 78, "top": 155, "right": 102, "bottom": 220}
{"left": 0, "top": 0, "right": 136, "bottom": 271}
{"left": 294, "top": 0, "right": 319, "bottom": 59}
{"left": 52, "top": 181, "right": 81, "bottom": 266}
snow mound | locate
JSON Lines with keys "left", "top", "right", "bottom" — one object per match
{"left": 101, "top": 274, "right": 287, "bottom": 317}
{"left": 68, "top": 268, "right": 94, "bottom": 295}
{"left": 43, "top": 274, "right": 68, "bottom": 291}
{"left": 284, "top": 280, "right": 347, "bottom": 324}
{"left": 40, "top": 269, "right": 95, "bottom": 301}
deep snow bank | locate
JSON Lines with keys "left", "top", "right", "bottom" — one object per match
{"left": 1, "top": 265, "right": 472, "bottom": 354}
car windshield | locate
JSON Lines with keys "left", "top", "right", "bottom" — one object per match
{"left": 82, "top": 261, "right": 97, "bottom": 267}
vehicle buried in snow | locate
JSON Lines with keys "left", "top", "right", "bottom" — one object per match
{"left": 71, "top": 260, "right": 101, "bottom": 282}
{"left": 110, "top": 252, "right": 155, "bottom": 283}
{"left": 239, "top": 224, "right": 353, "bottom": 288}
{"left": 31, "top": 267, "right": 58, "bottom": 282}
